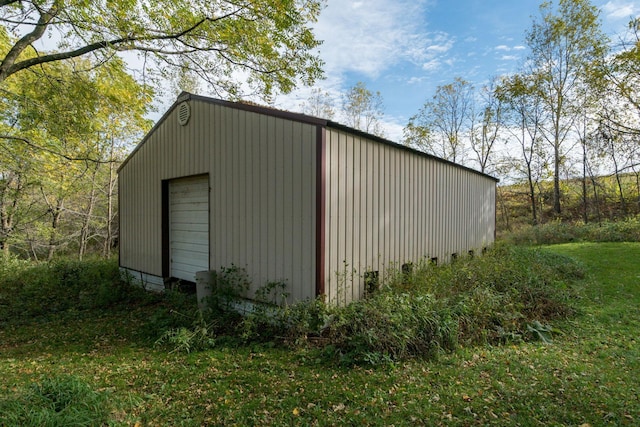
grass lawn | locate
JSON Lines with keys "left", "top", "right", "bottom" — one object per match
{"left": 1, "top": 243, "right": 638, "bottom": 426}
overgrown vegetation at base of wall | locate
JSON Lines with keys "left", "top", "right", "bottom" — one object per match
{"left": 0, "top": 246, "right": 586, "bottom": 365}
{"left": 0, "top": 257, "right": 145, "bottom": 322}
{"left": 500, "top": 215, "right": 640, "bottom": 245}
{"left": 168, "top": 244, "right": 584, "bottom": 364}
{"left": 317, "top": 245, "right": 583, "bottom": 364}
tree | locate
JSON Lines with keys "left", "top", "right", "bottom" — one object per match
{"left": 404, "top": 77, "right": 473, "bottom": 163}
{"left": 341, "top": 82, "right": 385, "bottom": 137}
{"left": 0, "top": 0, "right": 323, "bottom": 97}
{"left": 525, "top": 0, "right": 608, "bottom": 215}
{"left": 300, "top": 87, "right": 336, "bottom": 119}
{"left": 0, "top": 140, "right": 33, "bottom": 257}
{"left": 470, "top": 78, "right": 505, "bottom": 174}
{"left": 498, "top": 73, "right": 549, "bottom": 225}
{"left": 590, "top": 19, "right": 640, "bottom": 215}
{"left": 0, "top": 56, "right": 151, "bottom": 258}
{"left": 596, "top": 18, "right": 640, "bottom": 138}
{"left": 572, "top": 76, "right": 605, "bottom": 223}
{"left": 593, "top": 117, "right": 639, "bottom": 216}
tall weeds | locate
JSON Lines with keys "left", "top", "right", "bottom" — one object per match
{"left": 502, "top": 216, "right": 640, "bottom": 245}
{"left": 319, "top": 245, "right": 583, "bottom": 363}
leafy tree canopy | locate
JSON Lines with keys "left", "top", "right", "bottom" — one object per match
{"left": 0, "top": 0, "right": 325, "bottom": 98}
{"left": 0, "top": 48, "right": 154, "bottom": 258}
{"left": 1, "top": 53, "right": 153, "bottom": 160}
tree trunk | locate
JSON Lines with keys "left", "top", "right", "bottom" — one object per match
{"left": 103, "top": 176, "right": 114, "bottom": 258}
{"left": 47, "top": 200, "right": 63, "bottom": 261}
{"left": 497, "top": 187, "right": 511, "bottom": 232}
{"left": 0, "top": 213, "right": 11, "bottom": 258}
{"left": 525, "top": 159, "right": 538, "bottom": 225}
{"left": 589, "top": 173, "right": 602, "bottom": 225}
{"left": 632, "top": 166, "right": 640, "bottom": 213}
{"left": 536, "top": 181, "right": 545, "bottom": 223}
{"left": 103, "top": 141, "right": 117, "bottom": 258}
{"left": 0, "top": 172, "right": 24, "bottom": 259}
{"left": 79, "top": 166, "right": 99, "bottom": 260}
{"left": 614, "top": 170, "right": 626, "bottom": 216}
{"left": 528, "top": 179, "right": 538, "bottom": 225}
{"left": 582, "top": 141, "right": 588, "bottom": 223}
{"left": 553, "top": 143, "right": 561, "bottom": 215}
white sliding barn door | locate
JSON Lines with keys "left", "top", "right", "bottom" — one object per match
{"left": 169, "top": 176, "right": 209, "bottom": 281}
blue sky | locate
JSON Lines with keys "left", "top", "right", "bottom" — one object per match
{"left": 274, "top": 0, "right": 640, "bottom": 141}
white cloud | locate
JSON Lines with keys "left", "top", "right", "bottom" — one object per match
{"left": 601, "top": 1, "right": 638, "bottom": 19}
{"left": 443, "top": 58, "right": 457, "bottom": 67}
{"left": 312, "top": 0, "right": 446, "bottom": 77}
{"left": 495, "top": 44, "right": 526, "bottom": 53}
{"left": 407, "top": 76, "right": 428, "bottom": 84}
{"left": 272, "top": 73, "right": 344, "bottom": 115}
{"left": 422, "top": 59, "right": 441, "bottom": 71}
{"left": 379, "top": 117, "right": 406, "bottom": 142}
{"left": 427, "top": 37, "right": 454, "bottom": 54}
{"left": 274, "top": 0, "right": 540, "bottom": 136}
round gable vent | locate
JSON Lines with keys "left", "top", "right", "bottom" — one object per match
{"left": 177, "top": 102, "right": 191, "bottom": 126}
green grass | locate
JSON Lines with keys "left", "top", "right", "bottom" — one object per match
{"left": 0, "top": 375, "right": 112, "bottom": 426}
{"left": 1, "top": 244, "right": 639, "bottom": 426}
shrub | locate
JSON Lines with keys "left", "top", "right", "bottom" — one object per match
{"left": 235, "top": 285, "right": 331, "bottom": 346}
{"left": 155, "top": 309, "right": 217, "bottom": 353}
{"left": 385, "top": 244, "right": 583, "bottom": 347}
{"left": 0, "top": 257, "right": 146, "bottom": 321}
{"left": 137, "top": 290, "right": 207, "bottom": 342}
{"left": 324, "top": 291, "right": 457, "bottom": 365}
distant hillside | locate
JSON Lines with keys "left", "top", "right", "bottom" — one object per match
{"left": 497, "top": 172, "right": 640, "bottom": 235}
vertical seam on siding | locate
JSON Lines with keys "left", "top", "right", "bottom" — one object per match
{"left": 315, "top": 125, "right": 326, "bottom": 298}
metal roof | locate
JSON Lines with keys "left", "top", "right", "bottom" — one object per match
{"left": 119, "top": 91, "right": 499, "bottom": 182}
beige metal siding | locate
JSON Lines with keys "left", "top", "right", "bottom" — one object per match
{"left": 119, "top": 99, "right": 317, "bottom": 302}
{"left": 323, "top": 128, "right": 496, "bottom": 305}
{"left": 119, "top": 142, "right": 164, "bottom": 276}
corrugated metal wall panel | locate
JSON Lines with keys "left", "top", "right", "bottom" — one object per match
{"left": 323, "top": 128, "right": 496, "bottom": 305}
{"left": 119, "top": 99, "right": 317, "bottom": 302}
